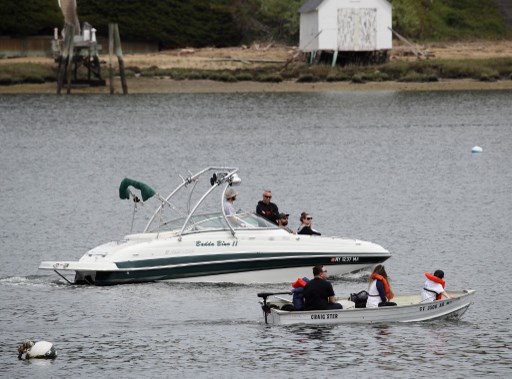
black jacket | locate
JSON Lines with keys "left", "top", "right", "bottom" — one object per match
{"left": 256, "top": 201, "right": 279, "bottom": 224}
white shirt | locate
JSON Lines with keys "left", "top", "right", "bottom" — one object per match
{"left": 224, "top": 201, "right": 235, "bottom": 216}
{"left": 421, "top": 279, "right": 444, "bottom": 302}
{"left": 366, "top": 280, "right": 381, "bottom": 308}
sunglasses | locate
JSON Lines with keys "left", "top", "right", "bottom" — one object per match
{"left": 306, "top": 217, "right": 313, "bottom": 220}
{"left": 322, "top": 269, "right": 327, "bottom": 273}
{"left": 263, "top": 195, "right": 272, "bottom": 199}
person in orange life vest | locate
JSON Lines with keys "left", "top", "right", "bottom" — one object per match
{"left": 366, "top": 264, "right": 397, "bottom": 308}
{"left": 303, "top": 265, "right": 342, "bottom": 310}
{"left": 291, "top": 277, "right": 309, "bottom": 310}
{"left": 421, "top": 270, "right": 450, "bottom": 302}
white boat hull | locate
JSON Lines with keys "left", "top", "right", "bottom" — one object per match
{"left": 40, "top": 229, "right": 390, "bottom": 285}
{"left": 261, "top": 290, "right": 475, "bottom": 325}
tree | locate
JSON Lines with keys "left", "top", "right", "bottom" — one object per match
{"left": 0, "top": 0, "right": 63, "bottom": 36}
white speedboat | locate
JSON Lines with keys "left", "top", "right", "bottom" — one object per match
{"left": 39, "top": 167, "right": 391, "bottom": 285}
{"left": 258, "top": 290, "right": 475, "bottom": 325}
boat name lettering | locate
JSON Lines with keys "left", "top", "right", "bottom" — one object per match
{"left": 311, "top": 313, "right": 338, "bottom": 320}
{"left": 195, "top": 240, "right": 239, "bottom": 247}
{"left": 331, "top": 256, "right": 359, "bottom": 263}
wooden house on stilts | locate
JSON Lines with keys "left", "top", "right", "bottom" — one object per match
{"left": 299, "top": 0, "right": 392, "bottom": 65}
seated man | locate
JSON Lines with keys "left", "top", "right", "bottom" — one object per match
{"left": 256, "top": 189, "right": 279, "bottom": 224}
{"left": 303, "top": 265, "right": 342, "bottom": 310}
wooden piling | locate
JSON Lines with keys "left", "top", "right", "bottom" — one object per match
{"left": 109, "top": 24, "right": 114, "bottom": 94}
{"left": 114, "top": 24, "right": 128, "bottom": 95}
{"left": 56, "top": 24, "right": 74, "bottom": 94}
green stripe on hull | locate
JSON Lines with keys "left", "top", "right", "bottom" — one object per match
{"left": 94, "top": 255, "right": 389, "bottom": 285}
{"left": 114, "top": 251, "right": 385, "bottom": 269}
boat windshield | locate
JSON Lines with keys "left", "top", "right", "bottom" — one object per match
{"left": 148, "top": 212, "right": 279, "bottom": 234}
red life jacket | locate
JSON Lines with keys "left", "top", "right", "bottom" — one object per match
{"left": 371, "top": 273, "right": 394, "bottom": 300}
{"left": 425, "top": 272, "right": 445, "bottom": 300}
{"left": 292, "top": 278, "right": 307, "bottom": 288}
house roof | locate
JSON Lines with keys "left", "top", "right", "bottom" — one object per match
{"left": 299, "top": 0, "right": 324, "bottom": 13}
{"left": 299, "top": 0, "right": 392, "bottom": 13}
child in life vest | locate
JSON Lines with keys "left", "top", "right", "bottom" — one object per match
{"left": 421, "top": 270, "right": 450, "bottom": 302}
{"left": 291, "top": 277, "right": 309, "bottom": 311}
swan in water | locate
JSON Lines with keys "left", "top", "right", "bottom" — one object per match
{"left": 18, "top": 340, "right": 57, "bottom": 360}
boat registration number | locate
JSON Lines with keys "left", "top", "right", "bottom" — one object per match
{"left": 311, "top": 313, "right": 338, "bottom": 320}
{"left": 419, "top": 301, "right": 447, "bottom": 311}
{"left": 331, "top": 256, "right": 359, "bottom": 263}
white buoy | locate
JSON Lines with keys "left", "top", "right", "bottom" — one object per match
{"left": 471, "top": 146, "right": 482, "bottom": 153}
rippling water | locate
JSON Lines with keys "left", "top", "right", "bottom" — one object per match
{"left": 1, "top": 90, "right": 511, "bottom": 378}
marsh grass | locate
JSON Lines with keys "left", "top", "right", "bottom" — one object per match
{"left": 0, "top": 63, "right": 55, "bottom": 85}
{"left": 2, "top": 57, "right": 512, "bottom": 86}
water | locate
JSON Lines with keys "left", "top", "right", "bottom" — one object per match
{"left": 1, "top": 90, "right": 511, "bottom": 378}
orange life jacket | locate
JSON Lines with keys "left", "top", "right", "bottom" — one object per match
{"left": 425, "top": 272, "right": 445, "bottom": 300}
{"left": 292, "top": 278, "right": 307, "bottom": 288}
{"left": 371, "top": 273, "right": 394, "bottom": 300}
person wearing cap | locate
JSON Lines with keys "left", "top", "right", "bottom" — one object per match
{"left": 421, "top": 270, "right": 450, "bottom": 302}
{"left": 297, "top": 212, "right": 321, "bottom": 235}
{"left": 256, "top": 189, "right": 279, "bottom": 224}
{"left": 224, "top": 187, "right": 238, "bottom": 216}
{"left": 277, "top": 213, "right": 294, "bottom": 233}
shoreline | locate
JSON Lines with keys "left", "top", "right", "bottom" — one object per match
{"left": 1, "top": 77, "right": 512, "bottom": 94}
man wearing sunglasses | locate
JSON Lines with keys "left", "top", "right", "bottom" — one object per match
{"left": 256, "top": 189, "right": 280, "bottom": 224}
{"left": 303, "top": 265, "right": 343, "bottom": 311}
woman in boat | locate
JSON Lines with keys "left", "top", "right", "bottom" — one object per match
{"left": 297, "top": 212, "right": 321, "bottom": 235}
{"left": 421, "top": 270, "right": 450, "bottom": 302}
{"left": 366, "top": 265, "right": 397, "bottom": 308}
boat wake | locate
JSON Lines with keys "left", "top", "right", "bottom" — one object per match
{"left": 0, "top": 275, "right": 68, "bottom": 288}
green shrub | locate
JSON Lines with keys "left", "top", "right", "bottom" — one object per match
{"left": 208, "top": 72, "right": 237, "bottom": 82}
{"left": 351, "top": 74, "right": 365, "bottom": 83}
{"left": 257, "top": 74, "right": 283, "bottom": 83}
{"left": 326, "top": 73, "right": 350, "bottom": 82}
{"left": 296, "top": 73, "right": 318, "bottom": 83}
{"left": 235, "top": 73, "right": 253, "bottom": 81}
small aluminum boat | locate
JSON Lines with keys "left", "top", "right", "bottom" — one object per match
{"left": 258, "top": 290, "right": 475, "bottom": 325}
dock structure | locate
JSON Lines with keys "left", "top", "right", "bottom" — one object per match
{"left": 55, "top": 0, "right": 127, "bottom": 94}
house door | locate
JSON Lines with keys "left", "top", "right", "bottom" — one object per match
{"left": 337, "top": 8, "right": 377, "bottom": 51}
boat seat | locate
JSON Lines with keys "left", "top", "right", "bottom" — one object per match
{"left": 339, "top": 300, "right": 356, "bottom": 309}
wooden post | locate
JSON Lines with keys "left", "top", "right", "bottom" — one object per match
{"left": 109, "top": 23, "right": 115, "bottom": 94}
{"left": 114, "top": 24, "right": 128, "bottom": 95}
{"left": 331, "top": 50, "right": 338, "bottom": 67}
{"left": 66, "top": 35, "right": 74, "bottom": 94}
{"left": 57, "top": 24, "right": 74, "bottom": 94}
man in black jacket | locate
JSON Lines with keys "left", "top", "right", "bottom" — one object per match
{"left": 256, "top": 189, "right": 279, "bottom": 224}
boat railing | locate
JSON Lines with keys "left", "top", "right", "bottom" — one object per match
{"left": 143, "top": 167, "right": 240, "bottom": 235}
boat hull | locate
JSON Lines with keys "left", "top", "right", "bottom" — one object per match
{"left": 88, "top": 259, "right": 386, "bottom": 285}
{"left": 263, "top": 290, "right": 475, "bottom": 325}
{"left": 40, "top": 230, "right": 391, "bottom": 285}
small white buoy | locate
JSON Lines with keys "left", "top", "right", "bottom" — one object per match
{"left": 18, "top": 340, "right": 57, "bottom": 360}
{"left": 471, "top": 146, "right": 482, "bottom": 154}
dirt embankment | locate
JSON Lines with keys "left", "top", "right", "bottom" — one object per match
{"left": 1, "top": 40, "right": 511, "bottom": 93}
